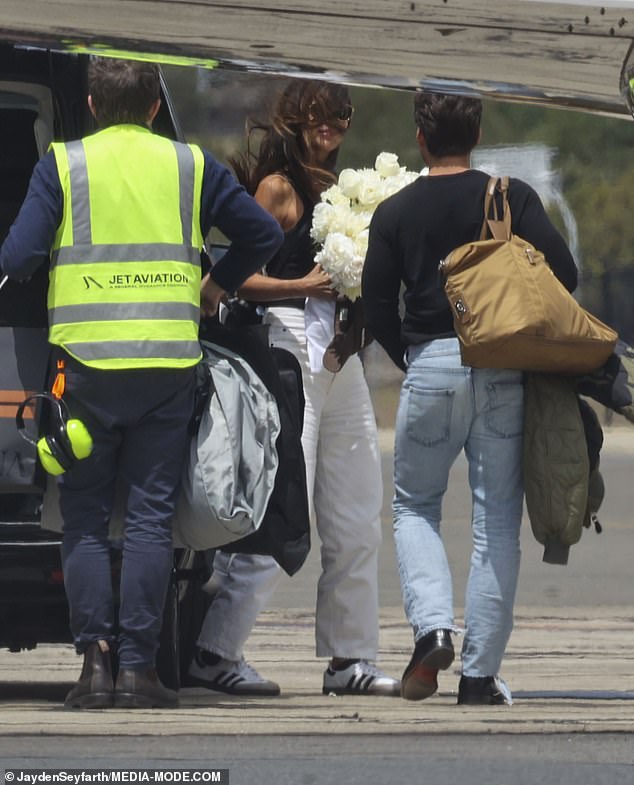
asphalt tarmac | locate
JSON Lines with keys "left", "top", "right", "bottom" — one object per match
{"left": 0, "top": 419, "right": 633, "bottom": 784}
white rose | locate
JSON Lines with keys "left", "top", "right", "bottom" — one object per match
{"left": 357, "top": 170, "right": 384, "bottom": 207}
{"left": 375, "top": 152, "right": 401, "bottom": 178}
{"left": 337, "top": 169, "right": 363, "bottom": 200}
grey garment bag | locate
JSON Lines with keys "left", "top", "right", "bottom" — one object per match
{"left": 171, "top": 340, "right": 281, "bottom": 550}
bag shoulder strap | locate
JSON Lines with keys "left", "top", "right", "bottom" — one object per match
{"left": 480, "top": 176, "right": 512, "bottom": 241}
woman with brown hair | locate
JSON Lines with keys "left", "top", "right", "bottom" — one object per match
{"left": 188, "top": 79, "right": 400, "bottom": 697}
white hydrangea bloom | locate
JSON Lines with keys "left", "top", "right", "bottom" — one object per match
{"left": 310, "top": 201, "right": 337, "bottom": 244}
{"left": 315, "top": 232, "right": 356, "bottom": 274}
{"left": 354, "top": 229, "right": 369, "bottom": 258}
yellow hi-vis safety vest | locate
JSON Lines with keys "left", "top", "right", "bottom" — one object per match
{"left": 49, "top": 124, "right": 204, "bottom": 369}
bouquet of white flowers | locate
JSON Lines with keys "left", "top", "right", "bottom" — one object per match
{"left": 310, "top": 152, "right": 419, "bottom": 300}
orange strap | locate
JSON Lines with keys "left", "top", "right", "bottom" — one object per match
{"left": 51, "top": 359, "right": 66, "bottom": 399}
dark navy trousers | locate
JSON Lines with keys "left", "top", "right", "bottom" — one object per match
{"left": 56, "top": 350, "right": 196, "bottom": 669}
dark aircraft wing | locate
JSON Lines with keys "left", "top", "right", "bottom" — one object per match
{"left": 0, "top": 0, "right": 633, "bottom": 116}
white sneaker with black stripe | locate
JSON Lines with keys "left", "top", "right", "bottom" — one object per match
{"left": 188, "top": 650, "right": 280, "bottom": 696}
{"left": 322, "top": 660, "right": 400, "bottom": 696}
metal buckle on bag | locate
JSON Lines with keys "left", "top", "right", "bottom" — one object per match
{"left": 455, "top": 298, "right": 468, "bottom": 315}
{"left": 452, "top": 296, "right": 471, "bottom": 323}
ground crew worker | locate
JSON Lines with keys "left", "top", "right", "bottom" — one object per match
{"left": 0, "top": 57, "right": 283, "bottom": 709}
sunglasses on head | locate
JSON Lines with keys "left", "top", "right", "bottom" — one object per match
{"left": 335, "top": 104, "right": 354, "bottom": 123}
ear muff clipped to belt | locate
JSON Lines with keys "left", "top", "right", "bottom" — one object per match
{"left": 16, "top": 393, "right": 93, "bottom": 476}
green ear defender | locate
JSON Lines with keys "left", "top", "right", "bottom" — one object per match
{"left": 16, "top": 393, "right": 93, "bottom": 476}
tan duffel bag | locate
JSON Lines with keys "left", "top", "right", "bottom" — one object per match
{"left": 439, "top": 176, "right": 617, "bottom": 374}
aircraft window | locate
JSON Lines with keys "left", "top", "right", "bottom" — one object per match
{"left": 0, "top": 81, "right": 55, "bottom": 157}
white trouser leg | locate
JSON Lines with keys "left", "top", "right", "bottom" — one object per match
{"left": 196, "top": 550, "right": 282, "bottom": 661}
{"left": 312, "top": 356, "right": 382, "bottom": 658}
{"left": 267, "top": 308, "right": 383, "bottom": 659}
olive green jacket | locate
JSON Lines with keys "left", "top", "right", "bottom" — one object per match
{"left": 523, "top": 374, "right": 604, "bottom": 565}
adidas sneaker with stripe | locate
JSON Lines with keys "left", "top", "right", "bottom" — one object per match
{"left": 188, "top": 650, "right": 280, "bottom": 696}
{"left": 322, "top": 660, "right": 400, "bottom": 696}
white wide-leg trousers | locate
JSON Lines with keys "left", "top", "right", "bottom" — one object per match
{"left": 196, "top": 307, "right": 383, "bottom": 659}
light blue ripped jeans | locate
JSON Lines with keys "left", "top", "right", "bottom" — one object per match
{"left": 393, "top": 337, "right": 524, "bottom": 678}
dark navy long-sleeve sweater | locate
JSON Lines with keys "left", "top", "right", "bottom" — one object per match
{"left": 0, "top": 144, "right": 282, "bottom": 294}
{"left": 362, "top": 170, "right": 578, "bottom": 370}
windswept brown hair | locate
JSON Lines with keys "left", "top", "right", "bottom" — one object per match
{"left": 230, "top": 79, "right": 352, "bottom": 203}
{"left": 88, "top": 57, "right": 160, "bottom": 128}
{"left": 414, "top": 91, "right": 482, "bottom": 158}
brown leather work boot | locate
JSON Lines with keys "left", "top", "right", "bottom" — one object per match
{"left": 114, "top": 667, "right": 179, "bottom": 709}
{"left": 64, "top": 639, "right": 114, "bottom": 709}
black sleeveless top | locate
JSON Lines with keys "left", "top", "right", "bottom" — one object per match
{"left": 263, "top": 186, "right": 316, "bottom": 310}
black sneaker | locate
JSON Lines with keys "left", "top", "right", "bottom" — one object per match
{"left": 457, "top": 675, "right": 512, "bottom": 706}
